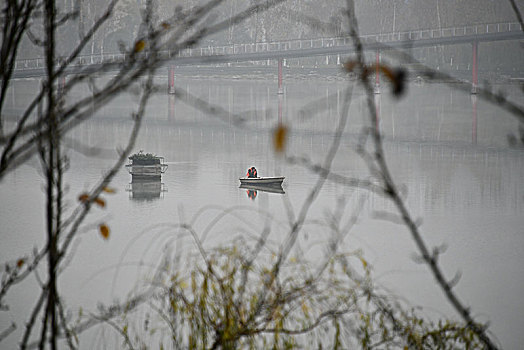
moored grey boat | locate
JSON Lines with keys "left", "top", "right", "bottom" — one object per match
{"left": 126, "top": 152, "right": 168, "bottom": 181}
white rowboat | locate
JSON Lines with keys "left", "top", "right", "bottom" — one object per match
{"left": 239, "top": 176, "right": 285, "bottom": 186}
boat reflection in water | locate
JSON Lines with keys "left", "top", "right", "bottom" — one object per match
{"left": 240, "top": 183, "right": 285, "bottom": 200}
{"left": 126, "top": 179, "right": 167, "bottom": 201}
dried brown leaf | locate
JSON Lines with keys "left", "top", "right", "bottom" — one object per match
{"left": 134, "top": 40, "right": 145, "bottom": 53}
{"left": 94, "top": 197, "right": 105, "bottom": 208}
{"left": 273, "top": 125, "right": 288, "bottom": 153}
{"left": 102, "top": 187, "right": 116, "bottom": 194}
{"left": 99, "top": 224, "right": 110, "bottom": 240}
{"left": 343, "top": 60, "right": 359, "bottom": 73}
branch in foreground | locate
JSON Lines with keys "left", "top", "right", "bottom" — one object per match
{"left": 344, "top": 1, "right": 500, "bottom": 348}
{"left": 24, "top": 293, "right": 149, "bottom": 350}
{"left": 0, "top": 322, "right": 16, "bottom": 343}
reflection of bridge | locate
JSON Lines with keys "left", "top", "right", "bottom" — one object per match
{"left": 12, "top": 22, "right": 524, "bottom": 92}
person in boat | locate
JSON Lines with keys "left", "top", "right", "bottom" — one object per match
{"left": 246, "top": 166, "right": 257, "bottom": 178}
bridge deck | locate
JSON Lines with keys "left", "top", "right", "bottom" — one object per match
{"left": 11, "top": 22, "right": 524, "bottom": 78}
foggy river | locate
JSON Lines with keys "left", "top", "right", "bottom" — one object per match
{"left": 1, "top": 73, "right": 523, "bottom": 348}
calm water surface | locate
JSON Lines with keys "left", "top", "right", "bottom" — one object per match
{"left": 1, "top": 74, "right": 523, "bottom": 348}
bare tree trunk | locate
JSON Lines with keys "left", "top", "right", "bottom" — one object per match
{"left": 42, "top": 0, "right": 59, "bottom": 348}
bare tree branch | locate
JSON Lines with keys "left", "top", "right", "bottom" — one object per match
{"left": 344, "top": 0, "right": 499, "bottom": 348}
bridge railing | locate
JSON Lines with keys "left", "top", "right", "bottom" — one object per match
{"left": 12, "top": 22, "right": 523, "bottom": 72}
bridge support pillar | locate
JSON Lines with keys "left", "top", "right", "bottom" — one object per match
{"left": 374, "top": 50, "right": 380, "bottom": 94}
{"left": 374, "top": 94, "right": 381, "bottom": 130}
{"left": 168, "top": 65, "right": 175, "bottom": 94}
{"left": 168, "top": 95, "right": 175, "bottom": 120}
{"left": 277, "top": 58, "right": 284, "bottom": 94}
{"left": 471, "top": 41, "right": 478, "bottom": 94}
{"left": 278, "top": 94, "right": 283, "bottom": 124}
{"left": 471, "top": 95, "right": 477, "bottom": 144}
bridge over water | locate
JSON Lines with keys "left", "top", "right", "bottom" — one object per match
{"left": 12, "top": 21, "right": 524, "bottom": 92}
